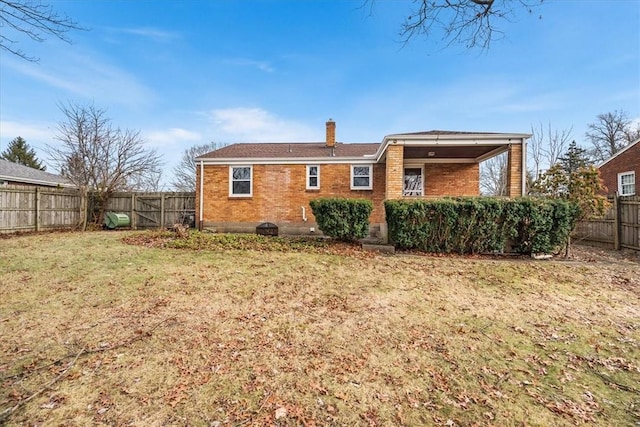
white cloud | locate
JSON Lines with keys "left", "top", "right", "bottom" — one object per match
{"left": 207, "top": 108, "right": 318, "bottom": 142}
{"left": 112, "top": 27, "right": 180, "bottom": 42}
{"left": 0, "top": 120, "right": 55, "bottom": 144}
{"left": 0, "top": 120, "right": 58, "bottom": 170}
{"left": 224, "top": 58, "right": 275, "bottom": 73}
{"left": 145, "top": 127, "right": 202, "bottom": 147}
{"left": 4, "top": 50, "right": 156, "bottom": 108}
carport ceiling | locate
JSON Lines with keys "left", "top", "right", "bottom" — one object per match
{"left": 403, "top": 145, "right": 504, "bottom": 160}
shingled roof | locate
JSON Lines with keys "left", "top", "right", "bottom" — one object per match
{"left": 0, "top": 159, "right": 74, "bottom": 187}
{"left": 197, "top": 142, "right": 380, "bottom": 160}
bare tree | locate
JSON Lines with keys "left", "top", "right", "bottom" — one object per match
{"left": 365, "top": 0, "right": 543, "bottom": 50}
{"left": 0, "top": 0, "right": 84, "bottom": 61}
{"left": 545, "top": 124, "right": 572, "bottom": 170}
{"left": 480, "top": 152, "right": 508, "bottom": 196}
{"left": 528, "top": 123, "right": 545, "bottom": 183}
{"left": 48, "top": 102, "right": 163, "bottom": 223}
{"left": 171, "top": 142, "right": 226, "bottom": 191}
{"left": 528, "top": 122, "right": 572, "bottom": 181}
{"left": 585, "top": 110, "right": 638, "bottom": 163}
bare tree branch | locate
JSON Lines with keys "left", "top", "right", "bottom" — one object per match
{"left": 480, "top": 152, "right": 508, "bottom": 196}
{"left": 0, "top": 0, "right": 85, "bottom": 61}
{"left": 585, "top": 110, "right": 638, "bottom": 163}
{"left": 528, "top": 122, "right": 572, "bottom": 183}
{"left": 366, "top": 0, "right": 543, "bottom": 50}
{"left": 171, "top": 142, "right": 227, "bottom": 191}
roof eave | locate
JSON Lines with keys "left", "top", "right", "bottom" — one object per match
{"left": 597, "top": 137, "right": 640, "bottom": 168}
{"left": 374, "top": 132, "right": 532, "bottom": 162}
{"left": 197, "top": 156, "right": 377, "bottom": 165}
{"left": 0, "top": 175, "right": 76, "bottom": 188}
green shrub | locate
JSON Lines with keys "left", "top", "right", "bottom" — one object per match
{"left": 385, "top": 197, "right": 579, "bottom": 255}
{"left": 309, "top": 198, "right": 373, "bottom": 241}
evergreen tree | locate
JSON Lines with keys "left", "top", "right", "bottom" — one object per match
{"left": 1, "top": 137, "right": 46, "bottom": 170}
{"left": 557, "top": 140, "right": 590, "bottom": 175}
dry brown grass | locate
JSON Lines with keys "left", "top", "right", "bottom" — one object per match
{"left": 1, "top": 231, "right": 639, "bottom": 426}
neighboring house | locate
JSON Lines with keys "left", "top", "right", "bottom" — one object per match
{"left": 598, "top": 138, "right": 639, "bottom": 196}
{"left": 195, "top": 120, "right": 529, "bottom": 238}
{"left": 0, "top": 159, "right": 74, "bottom": 188}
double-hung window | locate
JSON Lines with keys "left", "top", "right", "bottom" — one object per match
{"left": 229, "top": 166, "right": 252, "bottom": 197}
{"left": 618, "top": 171, "right": 635, "bottom": 196}
{"left": 306, "top": 165, "right": 320, "bottom": 190}
{"left": 351, "top": 165, "right": 373, "bottom": 190}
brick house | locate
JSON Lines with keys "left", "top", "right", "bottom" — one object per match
{"left": 598, "top": 138, "right": 639, "bottom": 196}
{"left": 196, "top": 120, "right": 529, "bottom": 239}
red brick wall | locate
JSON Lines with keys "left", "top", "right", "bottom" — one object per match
{"left": 195, "top": 160, "right": 482, "bottom": 234}
{"left": 424, "top": 163, "right": 480, "bottom": 196}
{"left": 598, "top": 142, "right": 639, "bottom": 195}
{"left": 197, "top": 163, "right": 386, "bottom": 229}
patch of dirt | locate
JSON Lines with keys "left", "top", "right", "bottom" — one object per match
{"left": 569, "top": 244, "right": 640, "bottom": 264}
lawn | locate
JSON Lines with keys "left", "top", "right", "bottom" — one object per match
{"left": 0, "top": 231, "right": 638, "bottom": 426}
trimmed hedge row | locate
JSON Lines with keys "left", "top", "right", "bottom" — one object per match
{"left": 309, "top": 198, "right": 373, "bottom": 242}
{"left": 385, "top": 197, "right": 579, "bottom": 255}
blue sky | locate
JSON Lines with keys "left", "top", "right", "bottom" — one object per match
{"left": 1, "top": 0, "right": 638, "bottom": 187}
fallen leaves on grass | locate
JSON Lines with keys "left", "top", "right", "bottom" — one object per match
{"left": 121, "top": 230, "right": 376, "bottom": 258}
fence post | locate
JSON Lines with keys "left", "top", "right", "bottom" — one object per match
{"left": 130, "top": 193, "right": 137, "bottom": 230}
{"left": 80, "top": 187, "right": 87, "bottom": 231}
{"left": 160, "top": 193, "right": 165, "bottom": 229}
{"left": 613, "top": 193, "right": 621, "bottom": 250}
{"left": 35, "top": 187, "right": 41, "bottom": 232}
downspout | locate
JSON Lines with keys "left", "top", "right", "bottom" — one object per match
{"left": 199, "top": 160, "right": 204, "bottom": 231}
{"left": 521, "top": 138, "right": 527, "bottom": 196}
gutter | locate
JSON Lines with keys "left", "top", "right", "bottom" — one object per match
{"left": 199, "top": 160, "right": 204, "bottom": 230}
{"left": 521, "top": 137, "right": 527, "bottom": 196}
{"left": 0, "top": 175, "right": 76, "bottom": 188}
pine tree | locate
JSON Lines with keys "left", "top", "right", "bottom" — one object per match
{"left": 1, "top": 137, "right": 46, "bottom": 170}
{"left": 557, "top": 140, "right": 590, "bottom": 175}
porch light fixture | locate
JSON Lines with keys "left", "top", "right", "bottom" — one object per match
{"left": 428, "top": 151, "right": 436, "bottom": 157}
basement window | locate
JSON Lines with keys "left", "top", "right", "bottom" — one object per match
{"left": 306, "top": 165, "right": 320, "bottom": 190}
{"left": 351, "top": 165, "right": 373, "bottom": 190}
{"left": 229, "top": 166, "right": 252, "bottom": 197}
{"left": 618, "top": 171, "right": 635, "bottom": 196}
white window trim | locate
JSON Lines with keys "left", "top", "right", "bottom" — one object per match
{"left": 229, "top": 165, "right": 253, "bottom": 197}
{"left": 403, "top": 165, "right": 424, "bottom": 197}
{"left": 306, "top": 165, "right": 320, "bottom": 190}
{"left": 350, "top": 164, "right": 373, "bottom": 190}
{"left": 618, "top": 171, "right": 635, "bottom": 196}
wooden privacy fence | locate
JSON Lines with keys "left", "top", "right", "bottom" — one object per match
{"left": 99, "top": 192, "right": 195, "bottom": 229}
{"left": 0, "top": 185, "right": 195, "bottom": 233}
{"left": 0, "top": 185, "right": 84, "bottom": 233}
{"left": 573, "top": 195, "right": 640, "bottom": 251}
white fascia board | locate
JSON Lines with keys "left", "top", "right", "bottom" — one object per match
{"left": 199, "top": 157, "right": 375, "bottom": 165}
{"left": 374, "top": 134, "right": 531, "bottom": 162}
{"left": 597, "top": 138, "right": 640, "bottom": 168}
{"left": 385, "top": 132, "right": 531, "bottom": 141}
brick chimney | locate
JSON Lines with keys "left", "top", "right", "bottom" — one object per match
{"left": 325, "top": 119, "right": 336, "bottom": 148}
